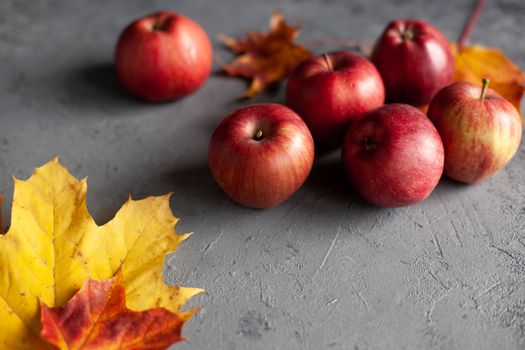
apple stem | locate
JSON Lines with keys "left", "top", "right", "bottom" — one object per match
{"left": 458, "top": 0, "right": 487, "bottom": 48}
{"left": 152, "top": 14, "right": 169, "bottom": 31}
{"left": 253, "top": 129, "right": 264, "bottom": 141}
{"left": 322, "top": 53, "right": 334, "bottom": 72}
{"left": 363, "top": 137, "right": 376, "bottom": 151}
{"left": 401, "top": 30, "right": 414, "bottom": 41}
{"left": 480, "top": 77, "right": 490, "bottom": 100}
{"left": 152, "top": 19, "right": 164, "bottom": 31}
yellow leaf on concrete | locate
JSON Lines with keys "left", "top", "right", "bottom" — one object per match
{"left": 452, "top": 44, "right": 525, "bottom": 113}
{"left": 0, "top": 158, "right": 202, "bottom": 349}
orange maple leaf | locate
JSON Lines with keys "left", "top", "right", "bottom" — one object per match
{"left": 40, "top": 273, "right": 196, "bottom": 350}
{"left": 220, "top": 11, "right": 312, "bottom": 98}
{"left": 452, "top": 44, "right": 525, "bottom": 113}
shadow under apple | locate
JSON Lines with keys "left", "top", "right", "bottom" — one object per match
{"left": 159, "top": 163, "right": 262, "bottom": 234}
{"left": 73, "top": 63, "right": 136, "bottom": 100}
{"left": 56, "top": 62, "right": 164, "bottom": 115}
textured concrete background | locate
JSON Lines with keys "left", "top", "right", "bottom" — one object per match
{"left": 1, "top": 0, "right": 524, "bottom": 349}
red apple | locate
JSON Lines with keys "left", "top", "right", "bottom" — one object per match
{"left": 428, "top": 79, "right": 522, "bottom": 183}
{"left": 115, "top": 11, "right": 212, "bottom": 102}
{"left": 372, "top": 19, "right": 454, "bottom": 106}
{"left": 342, "top": 104, "right": 444, "bottom": 207}
{"left": 208, "top": 103, "right": 314, "bottom": 208}
{"left": 286, "top": 51, "right": 385, "bottom": 146}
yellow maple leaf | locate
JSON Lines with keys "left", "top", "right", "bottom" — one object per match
{"left": 452, "top": 44, "right": 525, "bottom": 113}
{"left": 220, "top": 11, "right": 312, "bottom": 98}
{"left": 0, "top": 158, "right": 203, "bottom": 349}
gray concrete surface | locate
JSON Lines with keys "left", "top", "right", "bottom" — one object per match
{"left": 1, "top": 0, "right": 524, "bottom": 349}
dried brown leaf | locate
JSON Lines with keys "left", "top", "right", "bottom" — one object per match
{"left": 220, "top": 12, "right": 312, "bottom": 98}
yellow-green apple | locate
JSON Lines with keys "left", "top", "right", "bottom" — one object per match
{"left": 208, "top": 103, "right": 314, "bottom": 208}
{"left": 342, "top": 104, "right": 444, "bottom": 207}
{"left": 428, "top": 79, "right": 522, "bottom": 183}
{"left": 372, "top": 19, "right": 454, "bottom": 106}
{"left": 115, "top": 11, "right": 212, "bottom": 102}
{"left": 285, "top": 51, "right": 385, "bottom": 146}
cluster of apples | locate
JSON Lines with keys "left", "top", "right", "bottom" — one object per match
{"left": 113, "top": 12, "right": 522, "bottom": 209}
{"left": 209, "top": 19, "right": 522, "bottom": 208}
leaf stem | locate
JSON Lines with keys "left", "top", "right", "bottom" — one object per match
{"left": 480, "top": 77, "right": 490, "bottom": 100}
{"left": 458, "top": 0, "right": 487, "bottom": 48}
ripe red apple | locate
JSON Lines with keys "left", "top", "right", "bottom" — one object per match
{"left": 372, "top": 19, "right": 454, "bottom": 106}
{"left": 428, "top": 79, "right": 522, "bottom": 184}
{"left": 342, "top": 104, "right": 444, "bottom": 207}
{"left": 208, "top": 103, "right": 314, "bottom": 208}
{"left": 286, "top": 51, "right": 385, "bottom": 146}
{"left": 115, "top": 11, "right": 212, "bottom": 102}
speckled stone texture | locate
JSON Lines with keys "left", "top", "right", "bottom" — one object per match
{"left": 0, "top": 0, "right": 524, "bottom": 349}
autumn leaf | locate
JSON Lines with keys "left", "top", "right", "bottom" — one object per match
{"left": 41, "top": 273, "right": 195, "bottom": 350}
{"left": 452, "top": 44, "right": 525, "bottom": 112}
{"left": 0, "top": 158, "right": 203, "bottom": 349}
{"left": 220, "top": 11, "right": 312, "bottom": 98}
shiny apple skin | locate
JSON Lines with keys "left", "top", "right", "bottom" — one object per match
{"left": 342, "top": 104, "right": 444, "bottom": 207}
{"left": 286, "top": 51, "right": 385, "bottom": 147}
{"left": 372, "top": 19, "right": 454, "bottom": 106}
{"left": 208, "top": 103, "right": 315, "bottom": 209}
{"left": 428, "top": 83, "right": 522, "bottom": 184}
{"left": 115, "top": 11, "right": 212, "bottom": 102}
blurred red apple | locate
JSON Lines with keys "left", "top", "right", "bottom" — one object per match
{"left": 372, "top": 19, "right": 454, "bottom": 106}
{"left": 428, "top": 79, "right": 522, "bottom": 183}
{"left": 286, "top": 51, "right": 385, "bottom": 146}
{"left": 208, "top": 103, "right": 314, "bottom": 208}
{"left": 115, "top": 11, "right": 212, "bottom": 102}
{"left": 342, "top": 104, "right": 444, "bottom": 207}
